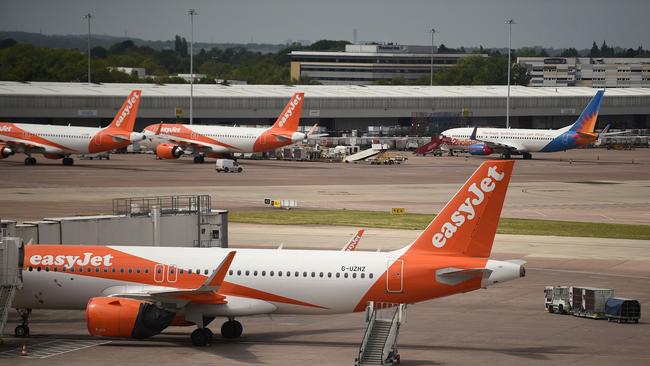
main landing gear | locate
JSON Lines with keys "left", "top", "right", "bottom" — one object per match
{"left": 499, "top": 152, "right": 511, "bottom": 159}
{"left": 14, "top": 308, "right": 32, "bottom": 337}
{"left": 24, "top": 157, "right": 37, "bottom": 165}
{"left": 522, "top": 152, "right": 533, "bottom": 160}
{"left": 193, "top": 155, "right": 205, "bottom": 164}
{"left": 190, "top": 319, "right": 243, "bottom": 346}
{"left": 62, "top": 157, "right": 74, "bottom": 165}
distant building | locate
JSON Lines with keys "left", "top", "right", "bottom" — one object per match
{"left": 176, "top": 73, "right": 207, "bottom": 82}
{"left": 518, "top": 57, "right": 650, "bottom": 88}
{"left": 110, "top": 67, "right": 146, "bottom": 78}
{"left": 290, "top": 44, "right": 486, "bottom": 85}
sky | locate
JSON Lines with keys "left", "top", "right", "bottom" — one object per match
{"left": 0, "top": 0, "right": 648, "bottom": 49}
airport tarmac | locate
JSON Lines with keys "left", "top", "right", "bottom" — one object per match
{"left": 1, "top": 149, "right": 649, "bottom": 224}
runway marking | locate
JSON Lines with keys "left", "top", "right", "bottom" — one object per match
{"left": 527, "top": 267, "right": 650, "bottom": 280}
{"left": 0, "top": 339, "right": 110, "bottom": 359}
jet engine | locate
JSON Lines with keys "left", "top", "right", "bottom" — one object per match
{"left": 0, "top": 144, "right": 14, "bottom": 159}
{"left": 155, "top": 143, "right": 184, "bottom": 159}
{"left": 86, "top": 297, "right": 175, "bottom": 339}
{"left": 468, "top": 143, "right": 494, "bottom": 156}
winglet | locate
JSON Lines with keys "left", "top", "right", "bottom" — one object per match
{"left": 470, "top": 126, "right": 478, "bottom": 141}
{"left": 155, "top": 122, "right": 163, "bottom": 135}
{"left": 599, "top": 123, "right": 611, "bottom": 136}
{"left": 198, "top": 251, "right": 236, "bottom": 292}
{"left": 307, "top": 123, "right": 319, "bottom": 136}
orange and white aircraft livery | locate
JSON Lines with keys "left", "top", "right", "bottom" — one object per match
{"left": 13, "top": 160, "right": 524, "bottom": 346}
{"left": 0, "top": 90, "right": 144, "bottom": 165}
{"left": 143, "top": 92, "right": 308, "bottom": 163}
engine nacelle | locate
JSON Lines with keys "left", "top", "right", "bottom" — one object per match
{"left": 468, "top": 143, "right": 494, "bottom": 156}
{"left": 155, "top": 143, "right": 183, "bottom": 159}
{"left": 86, "top": 297, "right": 175, "bottom": 339}
{"left": 0, "top": 144, "right": 14, "bottom": 159}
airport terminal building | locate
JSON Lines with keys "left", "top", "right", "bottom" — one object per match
{"left": 1, "top": 82, "right": 649, "bottom": 133}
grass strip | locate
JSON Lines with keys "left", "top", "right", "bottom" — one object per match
{"left": 229, "top": 209, "right": 650, "bottom": 241}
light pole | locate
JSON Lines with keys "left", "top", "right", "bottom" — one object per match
{"left": 430, "top": 28, "right": 436, "bottom": 86}
{"left": 187, "top": 9, "right": 198, "bottom": 125}
{"left": 505, "top": 18, "right": 515, "bottom": 129}
{"left": 83, "top": 13, "right": 93, "bottom": 84}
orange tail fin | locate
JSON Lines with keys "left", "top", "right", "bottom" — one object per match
{"left": 407, "top": 160, "right": 514, "bottom": 257}
{"left": 107, "top": 90, "right": 142, "bottom": 132}
{"left": 269, "top": 92, "right": 304, "bottom": 132}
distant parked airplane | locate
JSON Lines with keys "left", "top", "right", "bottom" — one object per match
{"left": 143, "top": 92, "right": 318, "bottom": 163}
{"left": 0, "top": 90, "right": 144, "bottom": 165}
{"left": 14, "top": 160, "right": 524, "bottom": 347}
{"left": 441, "top": 90, "right": 606, "bottom": 159}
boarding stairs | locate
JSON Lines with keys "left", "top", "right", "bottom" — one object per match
{"left": 356, "top": 302, "right": 406, "bottom": 365}
{"left": 0, "top": 237, "right": 22, "bottom": 337}
{"left": 344, "top": 144, "right": 389, "bottom": 163}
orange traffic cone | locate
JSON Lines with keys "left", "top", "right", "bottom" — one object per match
{"left": 20, "top": 342, "right": 28, "bottom": 356}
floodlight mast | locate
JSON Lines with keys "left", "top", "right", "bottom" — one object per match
{"left": 505, "top": 18, "right": 516, "bottom": 129}
{"left": 188, "top": 9, "right": 198, "bottom": 125}
{"left": 84, "top": 13, "right": 93, "bottom": 84}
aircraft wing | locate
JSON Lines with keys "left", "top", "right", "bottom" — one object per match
{"left": 470, "top": 127, "right": 523, "bottom": 152}
{"left": 107, "top": 251, "right": 236, "bottom": 308}
{"left": 108, "top": 133, "right": 131, "bottom": 142}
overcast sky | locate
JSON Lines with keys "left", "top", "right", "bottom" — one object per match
{"left": 1, "top": 0, "right": 648, "bottom": 49}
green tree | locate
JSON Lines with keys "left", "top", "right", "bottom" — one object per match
{"left": 589, "top": 41, "right": 601, "bottom": 57}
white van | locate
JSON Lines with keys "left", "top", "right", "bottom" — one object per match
{"left": 215, "top": 159, "right": 242, "bottom": 173}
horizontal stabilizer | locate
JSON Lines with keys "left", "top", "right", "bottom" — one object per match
{"left": 436, "top": 267, "right": 492, "bottom": 286}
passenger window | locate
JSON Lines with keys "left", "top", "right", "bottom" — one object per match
{"left": 54, "top": 267, "right": 58, "bottom": 272}
{"left": 228, "top": 270, "right": 232, "bottom": 275}
{"left": 112, "top": 268, "right": 116, "bottom": 273}
{"left": 262, "top": 271, "right": 266, "bottom": 276}
{"left": 103, "top": 268, "right": 108, "bottom": 273}
{"left": 336, "top": 273, "right": 340, "bottom": 278}
{"left": 45, "top": 267, "right": 50, "bottom": 272}
{"left": 361, "top": 273, "right": 365, "bottom": 279}
{"left": 254, "top": 270, "right": 258, "bottom": 276}
{"left": 295, "top": 271, "right": 299, "bottom": 277}
{"left": 157, "top": 268, "right": 162, "bottom": 274}
{"left": 327, "top": 272, "right": 332, "bottom": 278}
{"left": 270, "top": 271, "right": 275, "bottom": 276}
{"left": 237, "top": 270, "right": 242, "bottom": 276}
{"left": 120, "top": 268, "right": 125, "bottom": 273}
{"left": 70, "top": 267, "right": 74, "bottom": 272}
{"left": 319, "top": 272, "right": 324, "bottom": 278}
{"left": 303, "top": 272, "right": 307, "bottom": 277}
{"left": 286, "top": 271, "right": 291, "bottom": 277}
{"left": 352, "top": 273, "right": 357, "bottom": 279}
{"left": 204, "top": 270, "right": 208, "bottom": 275}
{"left": 179, "top": 269, "right": 183, "bottom": 274}
{"left": 128, "top": 268, "right": 133, "bottom": 273}
{"left": 87, "top": 268, "right": 92, "bottom": 272}
{"left": 311, "top": 272, "right": 315, "bottom": 277}
{"left": 369, "top": 273, "right": 374, "bottom": 279}
{"left": 245, "top": 270, "right": 250, "bottom": 276}
{"left": 96, "top": 268, "right": 100, "bottom": 272}
{"left": 344, "top": 273, "right": 349, "bottom": 278}
{"left": 62, "top": 267, "right": 66, "bottom": 272}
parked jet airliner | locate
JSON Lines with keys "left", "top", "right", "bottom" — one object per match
{"left": 0, "top": 90, "right": 144, "bottom": 165}
{"left": 143, "top": 92, "right": 313, "bottom": 163}
{"left": 441, "top": 90, "right": 604, "bottom": 159}
{"left": 13, "top": 160, "right": 524, "bottom": 346}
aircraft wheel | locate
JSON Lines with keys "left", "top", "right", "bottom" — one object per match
{"left": 190, "top": 328, "right": 211, "bottom": 346}
{"left": 62, "top": 157, "right": 74, "bottom": 166}
{"left": 221, "top": 320, "right": 243, "bottom": 339}
{"left": 15, "top": 324, "right": 29, "bottom": 337}
{"left": 523, "top": 152, "right": 532, "bottom": 160}
{"left": 193, "top": 156, "right": 205, "bottom": 164}
{"left": 25, "top": 157, "right": 37, "bottom": 165}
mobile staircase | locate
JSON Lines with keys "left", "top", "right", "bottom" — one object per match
{"left": 0, "top": 237, "right": 23, "bottom": 337}
{"left": 355, "top": 302, "right": 406, "bottom": 365}
{"left": 344, "top": 144, "right": 389, "bottom": 163}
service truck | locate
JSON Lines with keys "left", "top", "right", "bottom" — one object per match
{"left": 545, "top": 286, "right": 571, "bottom": 314}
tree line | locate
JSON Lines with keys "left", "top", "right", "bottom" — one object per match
{"left": 0, "top": 37, "right": 647, "bottom": 85}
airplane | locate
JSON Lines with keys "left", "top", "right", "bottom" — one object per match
{"left": 142, "top": 92, "right": 314, "bottom": 164}
{"left": 0, "top": 90, "right": 144, "bottom": 166}
{"left": 441, "top": 90, "right": 605, "bottom": 159}
{"left": 341, "top": 229, "right": 365, "bottom": 251}
{"left": 13, "top": 160, "right": 524, "bottom": 347}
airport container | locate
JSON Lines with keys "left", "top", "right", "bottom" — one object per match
{"left": 570, "top": 286, "right": 613, "bottom": 318}
{"left": 605, "top": 298, "right": 641, "bottom": 323}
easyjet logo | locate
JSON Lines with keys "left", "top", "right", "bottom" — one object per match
{"left": 278, "top": 95, "right": 302, "bottom": 128}
{"left": 161, "top": 127, "right": 182, "bottom": 134}
{"left": 115, "top": 93, "right": 140, "bottom": 128}
{"left": 432, "top": 165, "right": 505, "bottom": 248}
{"left": 29, "top": 253, "right": 114, "bottom": 268}
{"left": 0, "top": 126, "right": 12, "bottom": 132}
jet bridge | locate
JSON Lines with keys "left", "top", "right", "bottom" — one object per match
{"left": 0, "top": 237, "right": 23, "bottom": 337}
{"left": 356, "top": 302, "right": 406, "bottom": 365}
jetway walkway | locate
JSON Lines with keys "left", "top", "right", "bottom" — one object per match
{"left": 356, "top": 302, "right": 406, "bottom": 365}
{"left": 0, "top": 237, "right": 22, "bottom": 337}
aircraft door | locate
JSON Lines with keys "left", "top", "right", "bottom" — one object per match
{"left": 386, "top": 259, "right": 404, "bottom": 293}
